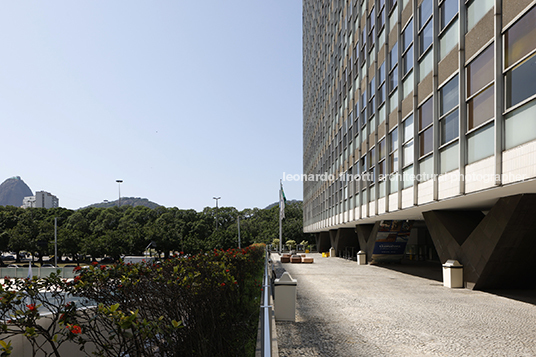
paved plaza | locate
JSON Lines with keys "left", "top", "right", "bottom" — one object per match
{"left": 273, "top": 253, "right": 536, "bottom": 357}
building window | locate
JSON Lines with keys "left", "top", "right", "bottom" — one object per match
{"left": 439, "top": 19, "right": 458, "bottom": 60}
{"left": 402, "top": 165, "right": 414, "bottom": 188}
{"left": 505, "top": 99, "right": 536, "bottom": 149}
{"left": 389, "top": 3, "right": 398, "bottom": 33}
{"left": 419, "top": 48, "right": 433, "bottom": 80}
{"left": 402, "top": 71, "right": 414, "bottom": 99}
{"left": 467, "top": 123, "right": 494, "bottom": 163}
{"left": 378, "top": 62, "right": 386, "bottom": 104}
{"left": 467, "top": 0, "right": 493, "bottom": 32}
{"left": 418, "top": 0, "right": 433, "bottom": 56}
{"left": 390, "top": 128, "right": 399, "bottom": 171}
{"left": 440, "top": 0, "right": 458, "bottom": 30}
{"left": 368, "top": 7, "right": 376, "bottom": 47}
{"left": 440, "top": 109, "right": 459, "bottom": 145}
{"left": 505, "top": 6, "right": 536, "bottom": 109}
{"left": 440, "top": 75, "right": 459, "bottom": 117}
{"left": 402, "top": 19, "right": 414, "bottom": 82}
{"left": 439, "top": 75, "right": 460, "bottom": 171}
{"left": 402, "top": 114, "right": 414, "bottom": 167}
{"left": 418, "top": 98, "right": 433, "bottom": 157}
{"left": 390, "top": 89, "right": 399, "bottom": 113}
{"left": 467, "top": 44, "right": 494, "bottom": 130}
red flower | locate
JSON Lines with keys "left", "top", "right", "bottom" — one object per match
{"left": 91, "top": 262, "right": 98, "bottom": 266}
{"left": 100, "top": 265, "right": 106, "bottom": 270}
{"left": 26, "top": 304, "right": 36, "bottom": 311}
{"left": 225, "top": 269, "right": 229, "bottom": 272}
{"left": 74, "top": 276, "right": 81, "bottom": 282}
{"left": 73, "top": 266, "right": 82, "bottom": 272}
{"left": 67, "top": 324, "right": 81, "bottom": 334}
{"left": 220, "top": 283, "right": 225, "bottom": 286}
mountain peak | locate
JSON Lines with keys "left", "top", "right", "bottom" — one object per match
{"left": 0, "top": 177, "right": 33, "bottom": 207}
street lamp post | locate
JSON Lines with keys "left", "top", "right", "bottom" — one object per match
{"left": 213, "top": 197, "right": 221, "bottom": 230}
{"left": 237, "top": 216, "right": 241, "bottom": 249}
{"left": 116, "top": 180, "right": 123, "bottom": 207}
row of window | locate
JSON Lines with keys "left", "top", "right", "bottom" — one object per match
{"left": 304, "top": 1, "right": 536, "bottom": 223}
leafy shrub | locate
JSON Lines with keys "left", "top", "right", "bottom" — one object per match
{"left": 0, "top": 244, "right": 266, "bottom": 357}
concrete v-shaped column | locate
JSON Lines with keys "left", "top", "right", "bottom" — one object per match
{"left": 423, "top": 194, "right": 536, "bottom": 289}
{"left": 315, "top": 231, "right": 331, "bottom": 253}
{"left": 355, "top": 222, "right": 380, "bottom": 263}
{"left": 327, "top": 228, "right": 358, "bottom": 257}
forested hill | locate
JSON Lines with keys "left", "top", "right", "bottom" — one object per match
{"left": 264, "top": 199, "right": 300, "bottom": 210}
{"left": 0, "top": 200, "right": 312, "bottom": 260}
{"left": 82, "top": 197, "right": 162, "bottom": 209}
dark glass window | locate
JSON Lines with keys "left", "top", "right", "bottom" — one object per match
{"left": 419, "top": 127, "right": 433, "bottom": 157}
{"left": 419, "top": 21, "right": 433, "bottom": 55}
{"left": 389, "top": 66, "right": 399, "bottom": 91}
{"left": 440, "top": 0, "right": 458, "bottom": 30}
{"left": 390, "top": 127, "right": 398, "bottom": 149}
{"left": 419, "top": 0, "right": 433, "bottom": 28}
{"left": 402, "top": 45, "right": 414, "bottom": 76}
{"left": 468, "top": 85, "right": 494, "bottom": 129}
{"left": 402, "top": 19, "right": 413, "bottom": 51}
{"left": 390, "top": 42, "right": 398, "bottom": 70}
{"left": 467, "top": 44, "right": 494, "bottom": 97}
{"left": 379, "top": 62, "right": 386, "bottom": 83}
{"left": 440, "top": 75, "right": 459, "bottom": 116}
{"left": 378, "top": 84, "right": 386, "bottom": 103}
{"left": 419, "top": 98, "right": 433, "bottom": 130}
{"left": 504, "top": 5, "right": 536, "bottom": 68}
{"left": 506, "top": 54, "right": 536, "bottom": 108}
{"left": 440, "top": 109, "right": 459, "bottom": 144}
{"left": 379, "top": 139, "right": 386, "bottom": 159}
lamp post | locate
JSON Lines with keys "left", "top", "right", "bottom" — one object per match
{"left": 237, "top": 216, "right": 241, "bottom": 249}
{"left": 213, "top": 196, "right": 221, "bottom": 230}
{"left": 54, "top": 217, "right": 57, "bottom": 268}
{"left": 116, "top": 180, "right": 123, "bottom": 207}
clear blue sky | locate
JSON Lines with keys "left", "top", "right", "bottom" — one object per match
{"left": 0, "top": 1, "right": 303, "bottom": 211}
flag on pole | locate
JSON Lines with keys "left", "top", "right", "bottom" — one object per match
{"left": 27, "top": 263, "right": 33, "bottom": 279}
{"left": 279, "top": 182, "right": 286, "bottom": 220}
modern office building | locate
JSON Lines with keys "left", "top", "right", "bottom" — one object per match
{"left": 22, "top": 191, "right": 59, "bottom": 209}
{"left": 303, "top": 0, "right": 536, "bottom": 289}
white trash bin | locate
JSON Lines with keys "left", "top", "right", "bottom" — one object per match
{"left": 357, "top": 250, "right": 367, "bottom": 265}
{"left": 329, "top": 247, "right": 335, "bottom": 258}
{"left": 274, "top": 272, "right": 297, "bottom": 321}
{"left": 442, "top": 260, "right": 464, "bottom": 288}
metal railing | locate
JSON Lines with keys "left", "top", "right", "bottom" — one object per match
{"left": 260, "top": 248, "right": 273, "bottom": 356}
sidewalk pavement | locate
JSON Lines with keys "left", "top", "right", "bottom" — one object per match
{"left": 273, "top": 253, "right": 536, "bottom": 357}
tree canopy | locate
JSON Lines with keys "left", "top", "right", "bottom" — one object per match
{"left": 0, "top": 201, "right": 312, "bottom": 261}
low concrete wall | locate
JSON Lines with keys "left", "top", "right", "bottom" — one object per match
{"left": 0, "top": 267, "right": 78, "bottom": 279}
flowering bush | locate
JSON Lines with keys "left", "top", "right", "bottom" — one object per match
{"left": 0, "top": 244, "right": 265, "bottom": 357}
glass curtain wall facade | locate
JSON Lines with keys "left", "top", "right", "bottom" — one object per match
{"left": 303, "top": 0, "right": 536, "bottom": 232}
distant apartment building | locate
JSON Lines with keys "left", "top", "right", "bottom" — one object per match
{"left": 22, "top": 191, "right": 59, "bottom": 209}
{"left": 303, "top": 0, "right": 536, "bottom": 289}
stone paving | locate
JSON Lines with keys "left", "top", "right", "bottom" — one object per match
{"left": 273, "top": 253, "right": 536, "bottom": 357}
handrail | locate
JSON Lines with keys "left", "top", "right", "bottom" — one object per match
{"left": 260, "top": 248, "right": 273, "bottom": 356}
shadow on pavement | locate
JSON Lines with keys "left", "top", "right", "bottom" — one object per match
{"left": 483, "top": 288, "right": 536, "bottom": 306}
{"left": 373, "top": 259, "right": 536, "bottom": 306}
{"left": 372, "top": 259, "right": 443, "bottom": 282}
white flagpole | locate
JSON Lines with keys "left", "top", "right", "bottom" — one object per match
{"left": 279, "top": 180, "right": 282, "bottom": 254}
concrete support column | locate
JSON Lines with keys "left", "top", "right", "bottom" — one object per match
{"left": 355, "top": 222, "right": 381, "bottom": 263}
{"left": 423, "top": 194, "right": 536, "bottom": 289}
{"left": 316, "top": 231, "right": 331, "bottom": 253}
